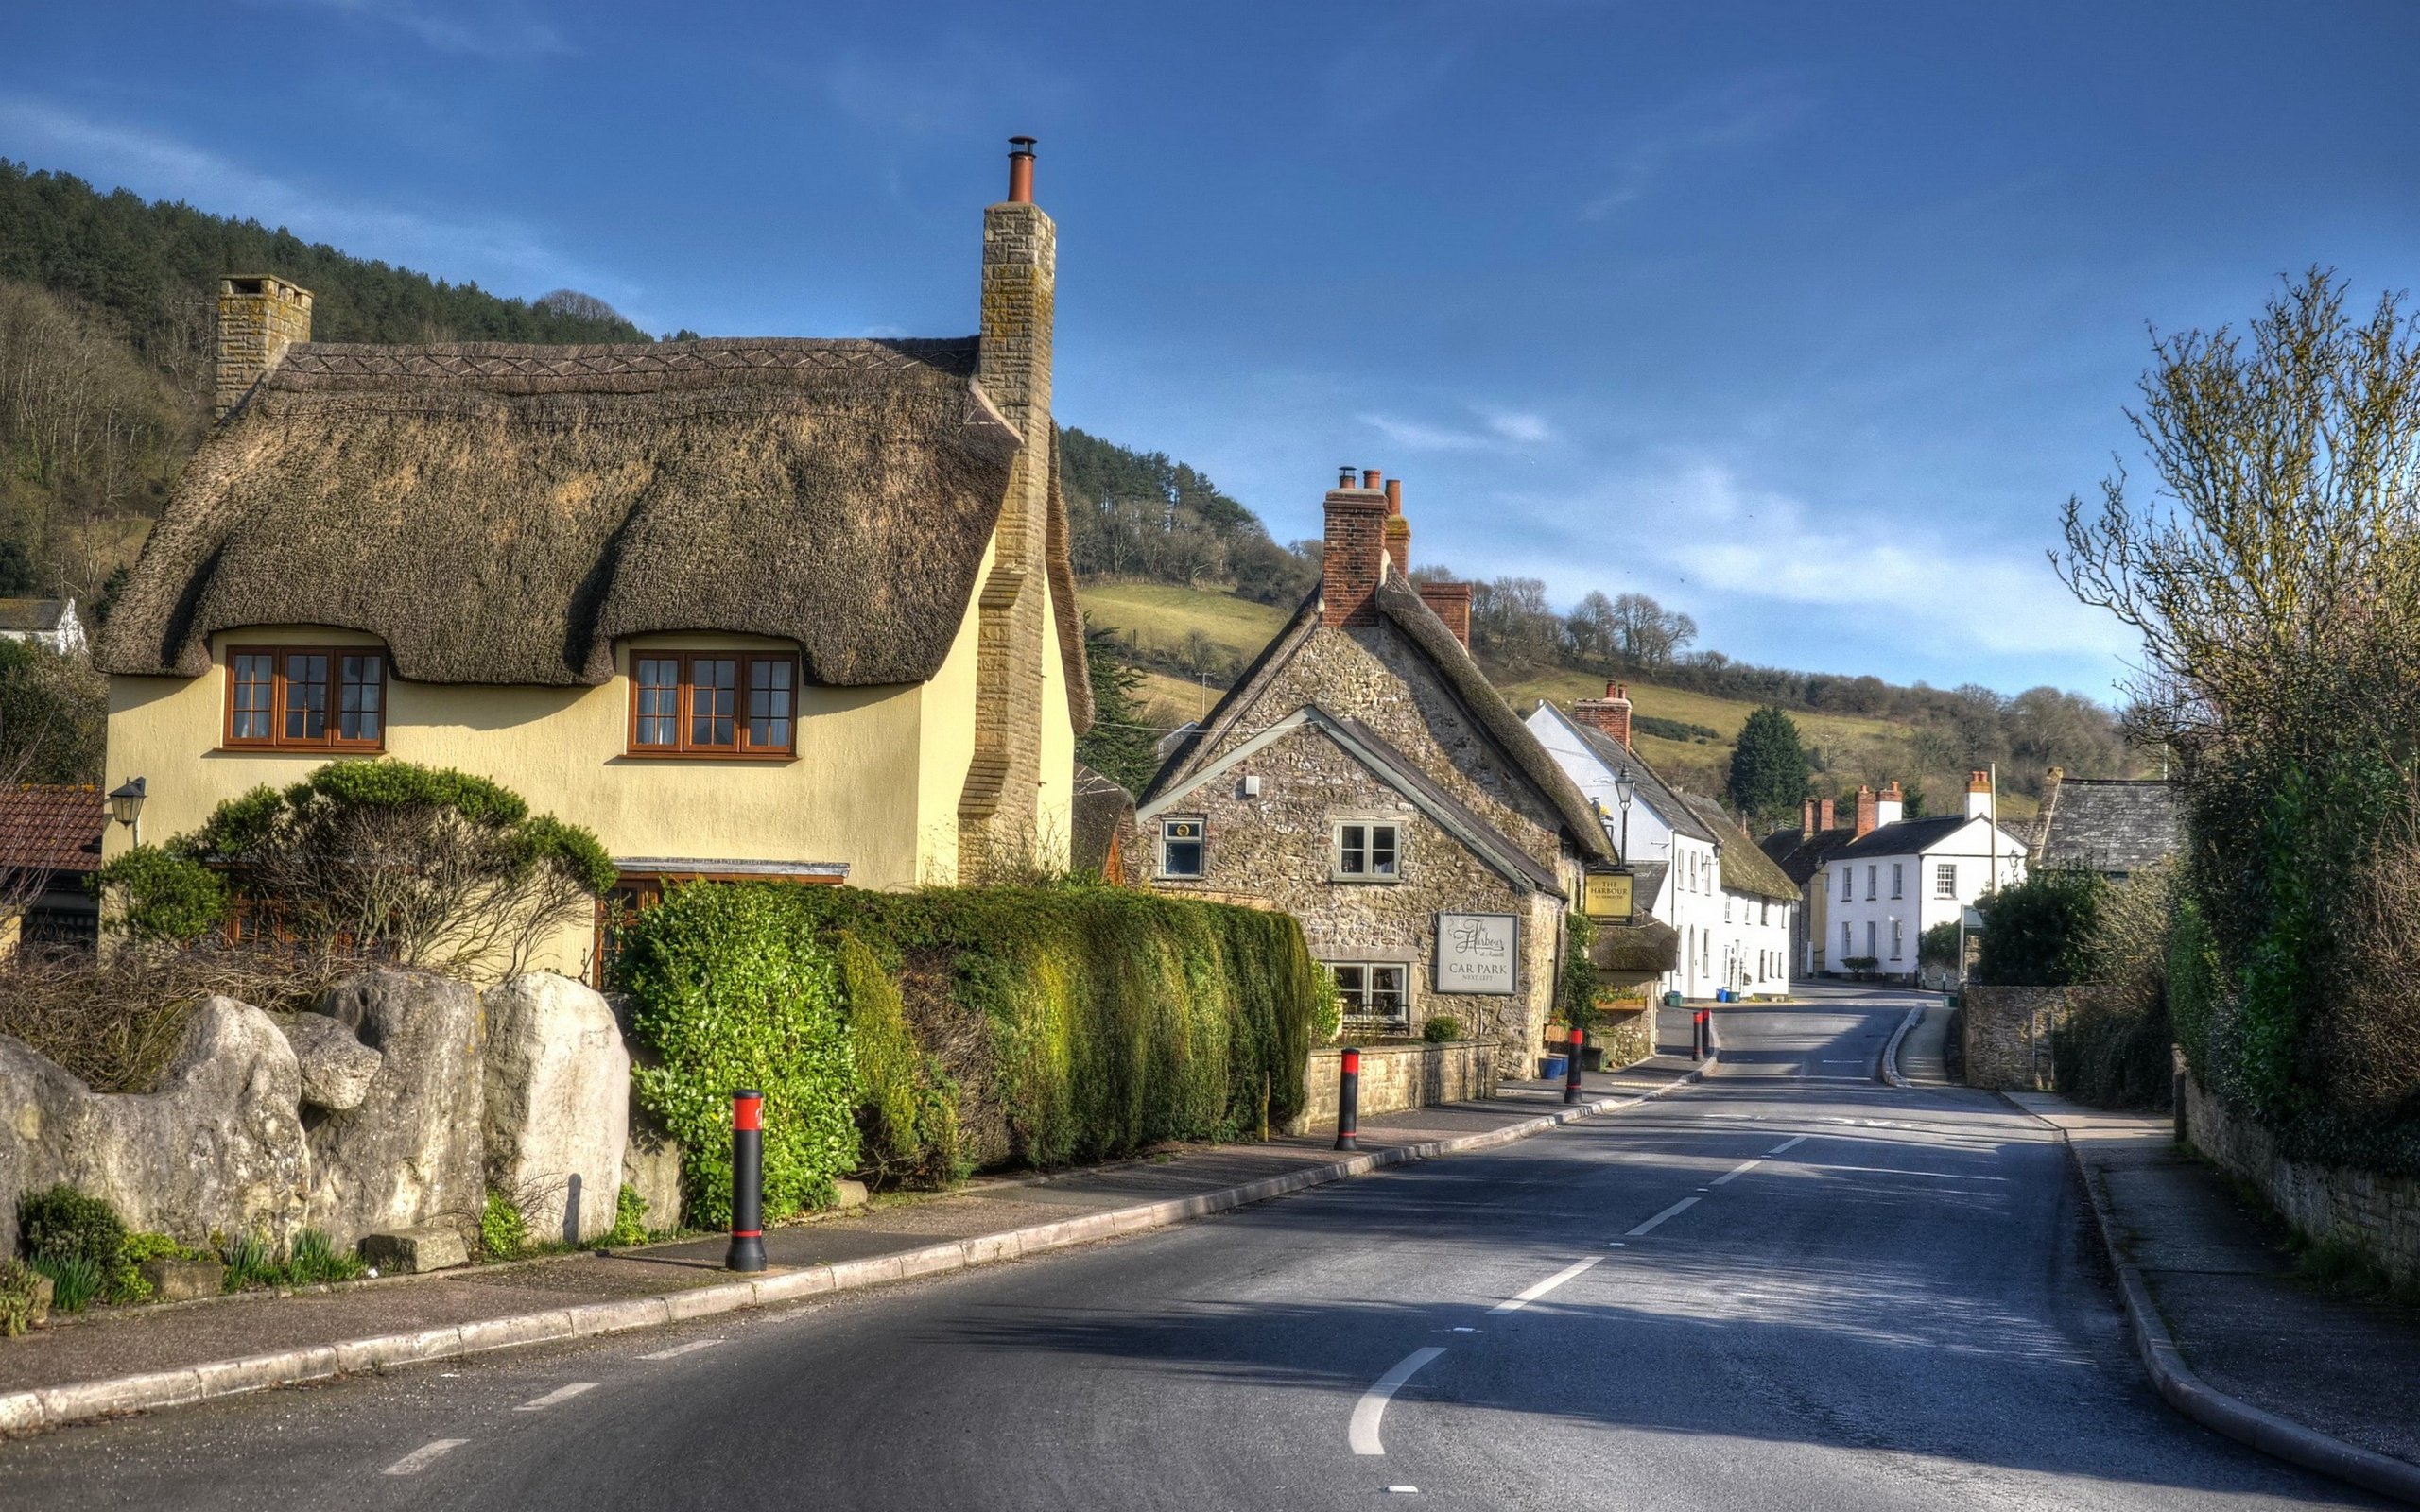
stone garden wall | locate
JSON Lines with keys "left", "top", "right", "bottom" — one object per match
{"left": 2182, "top": 1068, "right": 2420, "bottom": 1288}
{"left": 1288, "top": 1040, "right": 1497, "bottom": 1135}
{"left": 1960, "top": 984, "right": 2072, "bottom": 1090}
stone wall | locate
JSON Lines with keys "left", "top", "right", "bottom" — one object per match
{"left": 1595, "top": 1006, "right": 1651, "bottom": 1069}
{"left": 1959, "top": 984, "right": 2072, "bottom": 1089}
{"left": 1288, "top": 1040, "right": 1497, "bottom": 1135}
{"left": 2183, "top": 1068, "right": 2420, "bottom": 1288}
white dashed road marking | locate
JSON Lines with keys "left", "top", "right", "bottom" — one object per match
{"left": 1487, "top": 1256, "right": 1602, "bottom": 1314}
{"left": 1710, "top": 1158, "right": 1763, "bottom": 1186}
{"left": 516, "top": 1383, "right": 598, "bottom": 1412}
{"left": 640, "top": 1338, "right": 723, "bottom": 1360}
{"left": 382, "top": 1439, "right": 467, "bottom": 1476}
{"left": 1352, "top": 1348, "right": 1447, "bottom": 1455}
{"left": 1767, "top": 1135, "right": 1808, "bottom": 1156}
{"left": 1626, "top": 1197, "right": 1701, "bottom": 1236}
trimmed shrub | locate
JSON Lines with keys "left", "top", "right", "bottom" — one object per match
{"left": 614, "top": 885, "right": 859, "bottom": 1226}
{"left": 614, "top": 884, "right": 1324, "bottom": 1195}
{"left": 17, "top": 1185, "right": 129, "bottom": 1302}
{"left": 89, "top": 846, "right": 230, "bottom": 944}
{"left": 1422, "top": 1015, "right": 1462, "bottom": 1044}
{"left": 1975, "top": 869, "right": 2108, "bottom": 987}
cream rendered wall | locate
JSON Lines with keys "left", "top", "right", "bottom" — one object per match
{"left": 1033, "top": 574, "right": 1077, "bottom": 871}
{"left": 912, "top": 539, "right": 994, "bottom": 885}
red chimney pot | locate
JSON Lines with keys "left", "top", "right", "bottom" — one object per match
{"left": 1006, "top": 136, "right": 1037, "bottom": 203}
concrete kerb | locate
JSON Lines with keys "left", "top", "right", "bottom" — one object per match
{"left": 0, "top": 1058, "right": 1712, "bottom": 1438}
{"left": 1882, "top": 1005, "right": 1923, "bottom": 1089}
{"left": 2011, "top": 1095, "right": 2420, "bottom": 1507}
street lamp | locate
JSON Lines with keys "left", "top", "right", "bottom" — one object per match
{"left": 108, "top": 777, "right": 146, "bottom": 846}
{"left": 1613, "top": 772, "right": 1636, "bottom": 860}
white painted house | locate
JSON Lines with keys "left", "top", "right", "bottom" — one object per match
{"left": 1819, "top": 774, "right": 2027, "bottom": 981}
{"left": 0, "top": 598, "right": 84, "bottom": 656}
{"left": 1527, "top": 685, "right": 1798, "bottom": 999}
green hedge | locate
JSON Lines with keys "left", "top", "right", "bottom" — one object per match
{"left": 614, "top": 884, "right": 1324, "bottom": 1215}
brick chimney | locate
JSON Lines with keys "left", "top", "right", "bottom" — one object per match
{"left": 215, "top": 274, "right": 312, "bottom": 420}
{"left": 1320, "top": 467, "right": 1390, "bottom": 627}
{"left": 1818, "top": 798, "right": 1835, "bottom": 832}
{"left": 1876, "top": 780, "right": 1904, "bottom": 829}
{"left": 1417, "top": 580, "right": 1472, "bottom": 647}
{"left": 1572, "top": 681, "right": 1633, "bottom": 748}
{"left": 1853, "top": 784, "right": 1878, "bottom": 838}
{"left": 1802, "top": 798, "right": 1818, "bottom": 835}
{"left": 959, "top": 137, "right": 1058, "bottom": 878}
{"left": 1965, "top": 768, "right": 1995, "bottom": 821}
{"left": 1382, "top": 477, "right": 1411, "bottom": 576}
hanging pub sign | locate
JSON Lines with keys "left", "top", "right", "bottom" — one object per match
{"left": 1435, "top": 912, "right": 1518, "bottom": 995}
{"left": 1582, "top": 868, "right": 1634, "bottom": 923}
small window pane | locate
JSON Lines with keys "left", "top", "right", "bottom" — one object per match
{"left": 338, "top": 655, "right": 383, "bottom": 741}
{"left": 1370, "top": 966, "right": 1406, "bottom": 1015}
{"left": 748, "top": 657, "right": 794, "bottom": 751}
{"left": 1338, "top": 823, "right": 1365, "bottom": 875}
{"left": 1332, "top": 965, "right": 1366, "bottom": 1002}
{"left": 283, "top": 653, "right": 328, "bottom": 741}
{"left": 1162, "top": 817, "right": 1204, "bottom": 877}
{"left": 232, "top": 653, "right": 274, "bottom": 740}
{"left": 1370, "top": 825, "right": 1398, "bottom": 876}
{"left": 635, "top": 658, "right": 681, "bottom": 747}
{"left": 689, "top": 658, "right": 736, "bottom": 748}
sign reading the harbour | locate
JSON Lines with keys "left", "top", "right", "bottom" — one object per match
{"left": 1434, "top": 912, "right": 1518, "bottom": 995}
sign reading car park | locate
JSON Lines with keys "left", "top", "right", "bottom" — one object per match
{"left": 1434, "top": 912, "right": 1518, "bottom": 995}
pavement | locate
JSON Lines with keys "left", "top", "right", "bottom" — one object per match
{"left": 0, "top": 1009, "right": 1712, "bottom": 1415}
{"left": 0, "top": 981, "right": 2397, "bottom": 1510}
{"left": 2012, "top": 1091, "right": 2420, "bottom": 1482}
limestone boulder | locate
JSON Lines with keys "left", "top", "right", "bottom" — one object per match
{"left": 622, "top": 1103, "right": 683, "bottom": 1236}
{"left": 0, "top": 998, "right": 309, "bottom": 1254}
{"left": 304, "top": 971, "right": 484, "bottom": 1247}
{"left": 482, "top": 972, "right": 630, "bottom": 1246}
{"left": 273, "top": 1012, "right": 384, "bottom": 1111}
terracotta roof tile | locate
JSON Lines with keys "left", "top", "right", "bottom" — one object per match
{"left": 0, "top": 784, "right": 104, "bottom": 873}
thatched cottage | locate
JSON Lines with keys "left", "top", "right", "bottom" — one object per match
{"left": 96, "top": 142, "right": 1087, "bottom": 976}
{"left": 1133, "top": 470, "right": 1675, "bottom": 1075}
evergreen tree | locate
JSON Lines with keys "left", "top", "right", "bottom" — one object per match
{"left": 1727, "top": 705, "right": 1810, "bottom": 825}
{"left": 1074, "top": 620, "right": 1160, "bottom": 796}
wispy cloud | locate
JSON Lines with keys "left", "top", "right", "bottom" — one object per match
{"left": 1358, "top": 406, "right": 1556, "bottom": 454}
{"left": 240, "top": 0, "right": 570, "bottom": 60}
{"left": 0, "top": 97, "right": 641, "bottom": 316}
{"left": 1517, "top": 459, "right": 2130, "bottom": 664}
{"left": 1581, "top": 75, "right": 1810, "bottom": 221}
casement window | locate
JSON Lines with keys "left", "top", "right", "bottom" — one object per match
{"left": 630, "top": 652, "right": 797, "bottom": 757}
{"left": 1891, "top": 920, "right": 1904, "bottom": 960}
{"left": 1935, "top": 862, "right": 1958, "bottom": 899}
{"left": 225, "top": 647, "right": 386, "bottom": 751}
{"left": 1157, "top": 816, "right": 1206, "bottom": 878}
{"left": 1332, "top": 821, "right": 1402, "bottom": 881}
{"left": 1891, "top": 863, "right": 1904, "bottom": 900}
{"left": 1328, "top": 962, "right": 1409, "bottom": 1032}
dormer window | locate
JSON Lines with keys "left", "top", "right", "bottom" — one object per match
{"left": 225, "top": 646, "right": 385, "bottom": 751}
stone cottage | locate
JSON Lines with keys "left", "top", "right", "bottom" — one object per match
{"left": 1133, "top": 470, "right": 1670, "bottom": 1074}
{"left": 95, "top": 141, "right": 1089, "bottom": 979}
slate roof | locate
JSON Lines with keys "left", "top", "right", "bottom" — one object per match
{"left": 1556, "top": 713, "right": 1720, "bottom": 846}
{"left": 0, "top": 784, "right": 104, "bottom": 874}
{"left": 1758, "top": 824, "right": 1860, "bottom": 887}
{"left": 0, "top": 599, "right": 72, "bottom": 633}
{"left": 1831, "top": 814, "right": 2029, "bottom": 862}
{"left": 2033, "top": 778, "right": 2181, "bottom": 876}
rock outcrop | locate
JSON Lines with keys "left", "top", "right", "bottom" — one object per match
{"left": 273, "top": 1012, "right": 384, "bottom": 1111}
{"left": 304, "top": 971, "right": 485, "bottom": 1247}
{"left": 482, "top": 972, "right": 630, "bottom": 1246}
{"left": 0, "top": 998, "right": 309, "bottom": 1253}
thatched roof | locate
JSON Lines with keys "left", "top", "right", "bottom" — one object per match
{"left": 1591, "top": 917, "right": 1680, "bottom": 977}
{"left": 99, "top": 338, "right": 1036, "bottom": 689}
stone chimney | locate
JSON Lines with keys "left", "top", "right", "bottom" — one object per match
{"left": 1417, "top": 580, "right": 1472, "bottom": 647}
{"left": 1572, "top": 681, "right": 1634, "bottom": 748}
{"left": 1320, "top": 466, "right": 1390, "bottom": 628}
{"left": 959, "top": 138, "right": 1058, "bottom": 879}
{"left": 1818, "top": 798, "right": 1836, "bottom": 833}
{"left": 215, "top": 275, "right": 312, "bottom": 420}
{"left": 1876, "top": 780, "right": 1904, "bottom": 829}
{"left": 1965, "top": 769, "right": 1995, "bottom": 821}
{"left": 1853, "top": 784, "right": 1878, "bottom": 838}
{"left": 1802, "top": 798, "right": 1818, "bottom": 835}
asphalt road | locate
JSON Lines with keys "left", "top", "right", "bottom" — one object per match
{"left": 0, "top": 982, "right": 2389, "bottom": 1510}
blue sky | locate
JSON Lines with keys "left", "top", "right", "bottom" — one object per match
{"left": 8, "top": 2, "right": 2420, "bottom": 702}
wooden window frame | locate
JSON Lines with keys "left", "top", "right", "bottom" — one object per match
{"left": 1156, "top": 816, "right": 1207, "bottom": 879}
{"left": 625, "top": 650, "right": 800, "bottom": 760}
{"left": 1330, "top": 819, "right": 1403, "bottom": 884}
{"left": 222, "top": 645, "right": 388, "bottom": 752}
{"left": 1326, "top": 961, "right": 1411, "bottom": 1034}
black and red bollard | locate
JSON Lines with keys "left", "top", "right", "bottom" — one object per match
{"left": 726, "top": 1089, "right": 767, "bottom": 1273}
{"left": 1564, "top": 1024, "right": 1586, "bottom": 1104}
{"left": 1336, "top": 1046, "right": 1361, "bottom": 1151}
{"left": 1691, "top": 1008, "right": 1710, "bottom": 1062}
